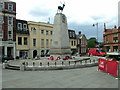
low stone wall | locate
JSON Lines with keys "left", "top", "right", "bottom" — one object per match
{"left": 23, "top": 63, "right": 98, "bottom": 71}
{"left": 2, "top": 58, "right": 98, "bottom": 71}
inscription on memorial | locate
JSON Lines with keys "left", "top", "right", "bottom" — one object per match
{"left": 62, "top": 15, "right": 65, "bottom": 23}
{"left": 54, "top": 41, "right": 58, "bottom": 45}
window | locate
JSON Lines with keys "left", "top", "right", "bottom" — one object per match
{"left": 106, "top": 46, "right": 110, "bottom": 52}
{"left": 41, "top": 30, "right": 44, "bottom": 34}
{"left": 33, "top": 28, "right": 36, "bottom": 34}
{"left": 8, "top": 3, "right": 13, "bottom": 10}
{"left": 69, "top": 31, "right": 72, "bottom": 37}
{"left": 8, "top": 31, "right": 12, "bottom": 40}
{"left": 0, "top": 15, "right": 3, "bottom": 24}
{"left": 18, "top": 37, "right": 22, "bottom": 45}
{"left": 46, "top": 30, "right": 49, "bottom": 35}
{"left": 8, "top": 17, "right": 12, "bottom": 25}
{"left": 106, "top": 36, "right": 108, "bottom": 43}
{"left": 41, "top": 39, "right": 44, "bottom": 47}
{"left": 113, "top": 34, "right": 118, "bottom": 42}
{"left": 71, "top": 41, "right": 74, "bottom": 46}
{"left": 33, "top": 39, "right": 36, "bottom": 46}
{"left": 50, "top": 31, "right": 52, "bottom": 35}
{"left": 24, "top": 37, "right": 27, "bottom": 45}
{"left": 20, "top": 51, "right": 28, "bottom": 58}
{"left": 17, "top": 23, "right": 22, "bottom": 30}
{"left": 74, "top": 41, "right": 76, "bottom": 46}
{"left": 113, "top": 46, "right": 118, "bottom": 52}
{"left": 0, "top": 3, "right": 3, "bottom": 9}
{"left": 113, "top": 37, "right": 118, "bottom": 42}
{"left": 46, "top": 39, "right": 49, "bottom": 48}
{"left": 0, "top": 30, "right": 3, "bottom": 38}
{"left": 73, "top": 32, "right": 75, "bottom": 37}
{"left": 23, "top": 24, "right": 27, "bottom": 31}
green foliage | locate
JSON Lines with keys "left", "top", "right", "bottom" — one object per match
{"left": 88, "top": 37, "right": 98, "bottom": 48}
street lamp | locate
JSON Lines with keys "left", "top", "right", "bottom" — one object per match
{"left": 93, "top": 23, "right": 98, "bottom": 42}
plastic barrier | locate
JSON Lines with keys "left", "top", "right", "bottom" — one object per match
{"left": 107, "top": 60, "right": 118, "bottom": 77}
{"left": 98, "top": 58, "right": 119, "bottom": 77}
{"left": 98, "top": 58, "right": 107, "bottom": 72}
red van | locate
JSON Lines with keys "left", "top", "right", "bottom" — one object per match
{"left": 88, "top": 49, "right": 106, "bottom": 56}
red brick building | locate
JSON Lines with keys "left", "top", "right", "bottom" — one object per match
{"left": 103, "top": 24, "right": 120, "bottom": 52}
{"left": 0, "top": 0, "right": 16, "bottom": 58}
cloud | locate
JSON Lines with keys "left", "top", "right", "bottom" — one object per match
{"left": 29, "top": 7, "right": 51, "bottom": 17}
{"left": 12, "top": 0, "right": 119, "bottom": 42}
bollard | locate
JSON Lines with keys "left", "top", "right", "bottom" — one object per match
{"left": 62, "top": 61, "right": 64, "bottom": 65}
{"left": 2, "top": 62, "right": 7, "bottom": 69}
{"left": 69, "top": 61, "right": 70, "bottom": 65}
{"left": 90, "top": 60, "right": 91, "bottom": 63}
{"left": 48, "top": 62, "right": 49, "bottom": 66}
{"left": 80, "top": 61, "right": 82, "bottom": 64}
{"left": 33, "top": 62, "right": 35, "bottom": 66}
{"left": 55, "top": 62, "right": 56, "bottom": 66}
{"left": 23, "top": 62, "right": 25, "bottom": 66}
{"left": 85, "top": 60, "right": 87, "bottom": 64}
{"left": 40, "top": 62, "right": 42, "bottom": 66}
{"left": 32, "top": 62, "right": 36, "bottom": 71}
{"left": 20, "top": 63, "right": 25, "bottom": 71}
{"left": 93, "top": 59, "right": 95, "bottom": 63}
{"left": 74, "top": 61, "right": 76, "bottom": 65}
{"left": 26, "top": 62, "right": 28, "bottom": 66}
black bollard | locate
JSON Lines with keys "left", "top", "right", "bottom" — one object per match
{"left": 90, "top": 60, "right": 91, "bottom": 63}
{"left": 93, "top": 59, "right": 95, "bottom": 63}
{"left": 40, "top": 62, "right": 42, "bottom": 66}
{"left": 55, "top": 62, "right": 56, "bottom": 66}
{"left": 22, "top": 62, "right": 25, "bottom": 66}
{"left": 85, "top": 60, "right": 87, "bottom": 64}
{"left": 26, "top": 62, "right": 28, "bottom": 66}
{"left": 33, "top": 62, "right": 35, "bottom": 66}
{"left": 48, "top": 62, "right": 49, "bottom": 66}
{"left": 62, "top": 61, "right": 64, "bottom": 65}
{"left": 74, "top": 61, "right": 76, "bottom": 65}
{"left": 80, "top": 61, "right": 82, "bottom": 64}
{"left": 69, "top": 61, "right": 70, "bottom": 65}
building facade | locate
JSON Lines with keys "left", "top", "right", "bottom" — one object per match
{"left": 28, "top": 21, "right": 53, "bottom": 58}
{"left": 77, "top": 32, "right": 88, "bottom": 56}
{"left": 0, "top": 0, "right": 16, "bottom": 58}
{"left": 68, "top": 30, "right": 77, "bottom": 55}
{"left": 16, "top": 19, "right": 29, "bottom": 58}
{"left": 104, "top": 25, "right": 120, "bottom": 52}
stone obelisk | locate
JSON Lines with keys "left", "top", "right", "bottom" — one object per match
{"left": 50, "top": 13, "right": 71, "bottom": 60}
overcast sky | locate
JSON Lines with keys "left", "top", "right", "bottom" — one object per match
{"left": 12, "top": 0, "right": 119, "bottom": 42}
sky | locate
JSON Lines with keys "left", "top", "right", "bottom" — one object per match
{"left": 12, "top": 0, "right": 120, "bottom": 42}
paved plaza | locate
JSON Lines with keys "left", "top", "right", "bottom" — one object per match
{"left": 2, "top": 66, "right": 118, "bottom": 88}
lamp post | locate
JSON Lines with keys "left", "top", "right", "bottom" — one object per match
{"left": 93, "top": 23, "right": 98, "bottom": 42}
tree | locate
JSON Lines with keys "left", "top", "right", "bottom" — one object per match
{"left": 88, "top": 37, "right": 98, "bottom": 48}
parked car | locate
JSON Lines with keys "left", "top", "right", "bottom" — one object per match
{"left": 88, "top": 49, "right": 106, "bottom": 56}
{"left": 2, "top": 55, "right": 14, "bottom": 63}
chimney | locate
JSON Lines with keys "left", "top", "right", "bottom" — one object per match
{"left": 79, "top": 31, "right": 81, "bottom": 35}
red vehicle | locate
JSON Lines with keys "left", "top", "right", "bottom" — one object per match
{"left": 88, "top": 49, "right": 106, "bottom": 56}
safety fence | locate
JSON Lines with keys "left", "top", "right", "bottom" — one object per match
{"left": 98, "top": 58, "right": 120, "bottom": 78}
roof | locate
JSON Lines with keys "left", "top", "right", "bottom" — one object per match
{"left": 76, "top": 34, "right": 86, "bottom": 39}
